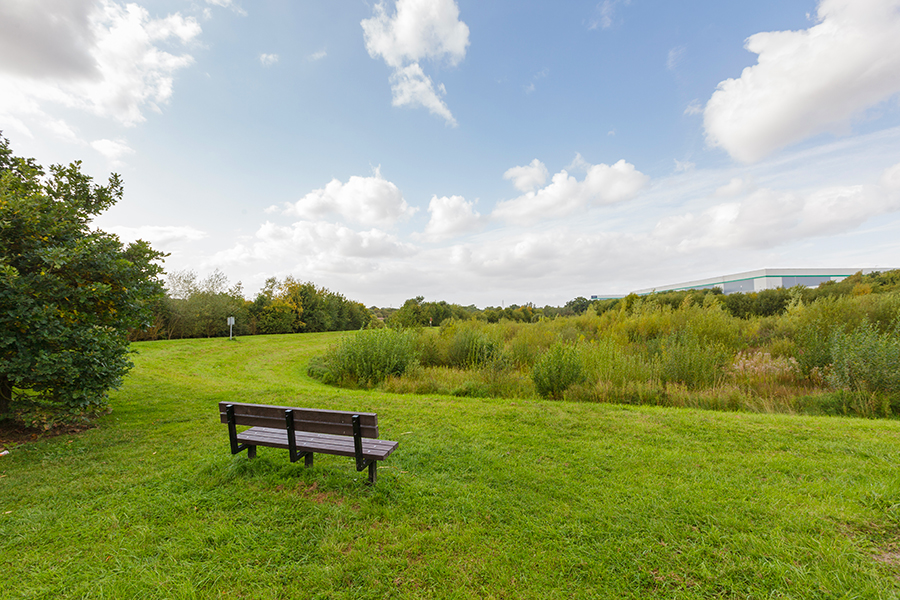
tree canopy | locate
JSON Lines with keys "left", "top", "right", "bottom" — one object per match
{"left": 0, "top": 134, "right": 166, "bottom": 427}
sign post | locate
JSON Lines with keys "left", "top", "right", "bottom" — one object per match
{"left": 227, "top": 316, "right": 235, "bottom": 340}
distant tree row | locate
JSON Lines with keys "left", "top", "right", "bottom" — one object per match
{"left": 131, "top": 270, "right": 374, "bottom": 340}
{"left": 132, "top": 268, "right": 900, "bottom": 341}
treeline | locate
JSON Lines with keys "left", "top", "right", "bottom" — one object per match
{"left": 385, "top": 295, "right": 596, "bottom": 328}
{"left": 131, "top": 270, "right": 373, "bottom": 341}
{"left": 133, "top": 268, "right": 900, "bottom": 341}
{"left": 384, "top": 271, "right": 900, "bottom": 328}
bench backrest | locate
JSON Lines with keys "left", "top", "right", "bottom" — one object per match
{"left": 218, "top": 401, "right": 379, "bottom": 438}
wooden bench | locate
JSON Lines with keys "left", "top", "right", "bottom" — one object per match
{"left": 219, "top": 402, "right": 399, "bottom": 484}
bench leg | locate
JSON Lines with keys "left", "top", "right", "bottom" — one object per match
{"left": 367, "top": 461, "right": 377, "bottom": 485}
{"left": 247, "top": 445, "right": 256, "bottom": 459}
{"left": 305, "top": 452, "right": 313, "bottom": 467}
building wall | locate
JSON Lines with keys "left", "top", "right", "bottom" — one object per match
{"left": 630, "top": 268, "right": 882, "bottom": 296}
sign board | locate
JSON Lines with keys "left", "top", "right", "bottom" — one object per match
{"left": 227, "top": 317, "right": 235, "bottom": 325}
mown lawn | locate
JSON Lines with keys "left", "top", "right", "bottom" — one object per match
{"left": 1, "top": 332, "right": 899, "bottom": 599}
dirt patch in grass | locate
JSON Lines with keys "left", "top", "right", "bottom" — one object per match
{"left": 0, "top": 420, "right": 91, "bottom": 451}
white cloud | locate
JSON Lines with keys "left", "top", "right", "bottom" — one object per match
{"left": 667, "top": 46, "right": 685, "bottom": 71}
{"left": 684, "top": 100, "right": 703, "bottom": 115}
{"left": 205, "top": 0, "right": 247, "bottom": 17}
{"left": 714, "top": 177, "right": 749, "bottom": 198}
{"left": 0, "top": 0, "right": 200, "bottom": 133}
{"left": 674, "top": 159, "right": 695, "bottom": 173}
{"left": 419, "top": 195, "right": 483, "bottom": 241}
{"left": 704, "top": 0, "right": 900, "bottom": 163}
{"left": 211, "top": 221, "right": 416, "bottom": 272}
{"left": 361, "top": 0, "right": 469, "bottom": 69}
{"left": 91, "top": 138, "right": 134, "bottom": 164}
{"left": 389, "top": 63, "right": 456, "bottom": 126}
{"left": 309, "top": 50, "right": 327, "bottom": 62}
{"left": 283, "top": 169, "right": 418, "bottom": 228}
{"left": 493, "top": 158, "right": 649, "bottom": 225}
{"left": 881, "top": 161, "right": 900, "bottom": 191}
{"left": 259, "top": 53, "right": 278, "bottom": 66}
{"left": 589, "top": 0, "right": 631, "bottom": 30}
{"left": 106, "top": 225, "right": 208, "bottom": 247}
{"left": 503, "top": 159, "right": 549, "bottom": 193}
{"left": 654, "top": 167, "right": 900, "bottom": 252}
{"left": 361, "top": 0, "right": 468, "bottom": 124}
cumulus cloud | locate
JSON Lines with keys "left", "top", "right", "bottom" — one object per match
{"left": 704, "top": 0, "right": 900, "bottom": 163}
{"left": 259, "top": 53, "right": 278, "bottom": 66}
{"left": 283, "top": 169, "right": 418, "bottom": 228}
{"left": 308, "top": 50, "right": 327, "bottom": 62}
{"left": 361, "top": 0, "right": 468, "bottom": 68}
{"left": 211, "top": 221, "right": 416, "bottom": 272}
{"left": 503, "top": 159, "right": 549, "bottom": 193}
{"left": 0, "top": 0, "right": 200, "bottom": 134}
{"left": 390, "top": 63, "right": 456, "bottom": 125}
{"left": 418, "top": 195, "right": 483, "bottom": 241}
{"left": 493, "top": 158, "right": 649, "bottom": 225}
{"left": 361, "top": 0, "right": 468, "bottom": 125}
{"left": 655, "top": 164, "right": 900, "bottom": 252}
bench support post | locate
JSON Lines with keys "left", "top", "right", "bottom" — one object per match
{"left": 352, "top": 414, "right": 376, "bottom": 484}
{"left": 226, "top": 404, "right": 255, "bottom": 457}
{"left": 285, "top": 409, "right": 313, "bottom": 465}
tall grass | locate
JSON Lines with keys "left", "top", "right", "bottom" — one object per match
{"left": 828, "top": 320, "right": 900, "bottom": 416}
{"left": 311, "top": 327, "right": 417, "bottom": 387}
{"left": 311, "top": 291, "right": 900, "bottom": 419}
{"left": 531, "top": 342, "right": 585, "bottom": 399}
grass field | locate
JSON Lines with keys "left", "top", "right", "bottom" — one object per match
{"left": 1, "top": 332, "right": 899, "bottom": 599}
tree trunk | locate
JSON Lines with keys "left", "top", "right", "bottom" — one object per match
{"left": 0, "top": 375, "right": 11, "bottom": 416}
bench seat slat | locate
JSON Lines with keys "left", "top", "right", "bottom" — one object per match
{"left": 237, "top": 427, "right": 398, "bottom": 460}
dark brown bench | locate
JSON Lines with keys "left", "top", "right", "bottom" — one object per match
{"left": 219, "top": 402, "right": 399, "bottom": 484}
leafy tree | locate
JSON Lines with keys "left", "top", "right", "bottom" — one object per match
{"left": 564, "top": 296, "right": 591, "bottom": 315}
{"left": 391, "top": 296, "right": 427, "bottom": 328}
{"left": 164, "top": 269, "right": 249, "bottom": 338}
{"left": 0, "top": 134, "right": 166, "bottom": 426}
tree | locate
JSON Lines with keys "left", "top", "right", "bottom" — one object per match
{"left": 564, "top": 296, "right": 591, "bottom": 315}
{"left": 0, "top": 134, "right": 166, "bottom": 426}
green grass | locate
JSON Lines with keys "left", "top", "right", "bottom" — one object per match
{"left": 2, "top": 332, "right": 899, "bottom": 598}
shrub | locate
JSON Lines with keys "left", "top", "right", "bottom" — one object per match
{"left": 317, "top": 328, "right": 417, "bottom": 387}
{"left": 582, "top": 337, "right": 656, "bottom": 387}
{"left": 446, "top": 326, "right": 500, "bottom": 369}
{"left": 532, "top": 342, "right": 585, "bottom": 400}
{"left": 828, "top": 321, "right": 900, "bottom": 411}
{"left": 657, "top": 331, "right": 731, "bottom": 389}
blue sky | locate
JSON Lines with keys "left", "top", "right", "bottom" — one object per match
{"left": 3, "top": 0, "right": 900, "bottom": 307}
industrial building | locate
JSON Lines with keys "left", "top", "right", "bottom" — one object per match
{"left": 591, "top": 268, "right": 884, "bottom": 301}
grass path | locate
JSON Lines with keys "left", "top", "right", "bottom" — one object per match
{"left": 1, "top": 333, "right": 899, "bottom": 598}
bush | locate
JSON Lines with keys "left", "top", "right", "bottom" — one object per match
{"left": 532, "top": 342, "right": 585, "bottom": 400}
{"left": 317, "top": 328, "right": 417, "bottom": 387}
{"left": 445, "top": 325, "right": 500, "bottom": 369}
{"left": 657, "top": 331, "right": 731, "bottom": 389}
{"left": 828, "top": 321, "right": 900, "bottom": 408}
